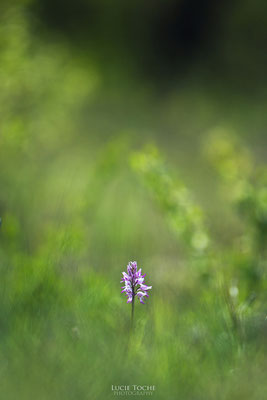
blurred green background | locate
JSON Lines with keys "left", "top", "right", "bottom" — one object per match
{"left": 0, "top": 1, "right": 266, "bottom": 399}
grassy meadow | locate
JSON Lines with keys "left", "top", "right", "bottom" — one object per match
{"left": 0, "top": 3, "right": 267, "bottom": 400}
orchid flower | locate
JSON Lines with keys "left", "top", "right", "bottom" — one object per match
{"left": 121, "top": 261, "right": 152, "bottom": 327}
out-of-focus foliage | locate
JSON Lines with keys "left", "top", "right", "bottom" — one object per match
{"left": 0, "top": 3, "right": 266, "bottom": 400}
{"left": 130, "top": 146, "right": 209, "bottom": 253}
{"left": 130, "top": 139, "right": 266, "bottom": 341}
{"left": 205, "top": 129, "right": 267, "bottom": 251}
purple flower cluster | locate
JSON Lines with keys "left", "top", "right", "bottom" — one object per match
{"left": 121, "top": 261, "right": 152, "bottom": 304}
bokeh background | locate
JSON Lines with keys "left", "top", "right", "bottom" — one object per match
{"left": 0, "top": 1, "right": 266, "bottom": 399}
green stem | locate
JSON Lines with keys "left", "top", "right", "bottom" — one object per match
{"left": 131, "top": 294, "right": 135, "bottom": 329}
